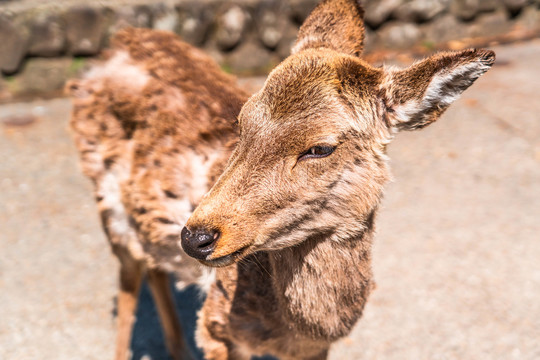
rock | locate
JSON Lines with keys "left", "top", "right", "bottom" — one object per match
{"left": 133, "top": 5, "right": 153, "bottom": 27}
{"left": 363, "top": 26, "right": 379, "bottom": 53}
{"left": 289, "top": 0, "right": 318, "bottom": 24}
{"left": 503, "top": 0, "right": 529, "bottom": 13}
{"left": 224, "top": 40, "right": 278, "bottom": 75}
{"left": 364, "top": 0, "right": 401, "bottom": 28}
{"left": 152, "top": 4, "right": 177, "bottom": 32}
{"left": 27, "top": 12, "right": 65, "bottom": 57}
{"left": 175, "top": 2, "right": 214, "bottom": 46}
{"left": 0, "top": 14, "right": 29, "bottom": 74}
{"left": 259, "top": 15, "right": 282, "bottom": 49}
{"left": 478, "top": 0, "right": 500, "bottom": 13}
{"left": 15, "top": 57, "right": 73, "bottom": 95}
{"left": 109, "top": 5, "right": 153, "bottom": 34}
{"left": 515, "top": 5, "right": 540, "bottom": 30}
{"left": 394, "top": 0, "right": 450, "bottom": 23}
{"left": 0, "top": 78, "right": 10, "bottom": 102}
{"left": 467, "top": 9, "right": 512, "bottom": 37}
{"left": 450, "top": 0, "right": 481, "bottom": 21}
{"left": 276, "top": 21, "right": 299, "bottom": 59}
{"left": 378, "top": 21, "right": 423, "bottom": 49}
{"left": 256, "top": 2, "right": 288, "bottom": 50}
{"left": 423, "top": 14, "right": 467, "bottom": 43}
{"left": 215, "top": 5, "right": 249, "bottom": 51}
{"left": 64, "top": 6, "right": 106, "bottom": 56}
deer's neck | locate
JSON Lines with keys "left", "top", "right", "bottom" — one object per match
{"left": 219, "top": 213, "right": 376, "bottom": 346}
{"left": 267, "top": 218, "right": 375, "bottom": 340}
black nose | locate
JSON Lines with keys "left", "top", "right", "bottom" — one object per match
{"left": 180, "top": 226, "right": 220, "bottom": 260}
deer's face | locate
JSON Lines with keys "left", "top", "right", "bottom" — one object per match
{"left": 180, "top": 0, "right": 494, "bottom": 267}
{"left": 182, "top": 51, "right": 391, "bottom": 266}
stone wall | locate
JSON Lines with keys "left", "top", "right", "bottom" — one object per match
{"left": 1, "top": 0, "right": 539, "bottom": 100}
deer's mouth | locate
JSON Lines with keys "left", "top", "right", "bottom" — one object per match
{"left": 199, "top": 244, "right": 251, "bottom": 267}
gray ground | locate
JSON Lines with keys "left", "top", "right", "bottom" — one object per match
{"left": 1, "top": 40, "right": 539, "bottom": 360}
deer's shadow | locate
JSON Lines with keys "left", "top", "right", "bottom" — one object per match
{"left": 127, "top": 279, "right": 275, "bottom": 360}
{"left": 130, "top": 281, "right": 204, "bottom": 360}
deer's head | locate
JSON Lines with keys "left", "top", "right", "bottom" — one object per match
{"left": 181, "top": 0, "right": 495, "bottom": 266}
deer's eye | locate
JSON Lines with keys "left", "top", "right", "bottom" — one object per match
{"left": 298, "top": 145, "right": 335, "bottom": 161}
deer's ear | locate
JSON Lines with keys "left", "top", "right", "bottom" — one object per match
{"left": 381, "top": 49, "right": 495, "bottom": 131}
{"left": 292, "top": 0, "right": 365, "bottom": 57}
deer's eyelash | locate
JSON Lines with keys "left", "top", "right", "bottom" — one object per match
{"left": 298, "top": 145, "right": 336, "bottom": 161}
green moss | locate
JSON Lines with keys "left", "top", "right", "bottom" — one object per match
{"left": 68, "top": 57, "right": 87, "bottom": 76}
{"left": 2, "top": 75, "right": 20, "bottom": 93}
{"left": 4, "top": 75, "right": 16, "bottom": 84}
{"left": 422, "top": 40, "right": 436, "bottom": 51}
{"left": 220, "top": 63, "right": 234, "bottom": 74}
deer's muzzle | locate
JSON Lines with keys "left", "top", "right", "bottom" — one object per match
{"left": 180, "top": 224, "right": 250, "bottom": 267}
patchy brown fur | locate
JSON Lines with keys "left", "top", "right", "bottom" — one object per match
{"left": 69, "top": 0, "right": 494, "bottom": 359}
{"left": 68, "top": 28, "right": 247, "bottom": 359}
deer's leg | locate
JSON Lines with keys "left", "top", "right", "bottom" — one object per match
{"left": 115, "top": 255, "right": 144, "bottom": 360}
{"left": 147, "top": 268, "right": 192, "bottom": 360}
{"left": 305, "top": 348, "right": 329, "bottom": 360}
{"left": 196, "top": 309, "right": 251, "bottom": 360}
{"left": 197, "top": 326, "right": 246, "bottom": 360}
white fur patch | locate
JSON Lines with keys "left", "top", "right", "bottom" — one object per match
{"left": 196, "top": 267, "right": 216, "bottom": 295}
{"left": 165, "top": 198, "right": 192, "bottom": 229}
{"left": 391, "top": 60, "right": 491, "bottom": 126}
{"left": 163, "top": 151, "right": 219, "bottom": 230}
{"left": 160, "top": 86, "right": 187, "bottom": 115}
{"left": 424, "top": 61, "right": 490, "bottom": 107}
{"left": 292, "top": 35, "right": 318, "bottom": 54}
{"left": 98, "top": 172, "right": 144, "bottom": 260}
{"left": 392, "top": 99, "right": 422, "bottom": 125}
{"left": 187, "top": 152, "right": 220, "bottom": 205}
{"left": 85, "top": 51, "right": 150, "bottom": 90}
{"left": 99, "top": 172, "right": 129, "bottom": 233}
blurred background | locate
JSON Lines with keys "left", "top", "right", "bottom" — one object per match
{"left": 1, "top": 0, "right": 540, "bottom": 99}
{"left": 1, "top": 0, "right": 539, "bottom": 359}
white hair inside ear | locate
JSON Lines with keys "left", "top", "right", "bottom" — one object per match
{"left": 382, "top": 50, "right": 495, "bottom": 131}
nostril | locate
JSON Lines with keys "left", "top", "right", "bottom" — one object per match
{"left": 180, "top": 226, "right": 192, "bottom": 243}
{"left": 180, "top": 226, "right": 221, "bottom": 260}
{"left": 196, "top": 232, "right": 215, "bottom": 249}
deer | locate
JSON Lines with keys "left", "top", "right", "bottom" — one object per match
{"left": 67, "top": 0, "right": 495, "bottom": 359}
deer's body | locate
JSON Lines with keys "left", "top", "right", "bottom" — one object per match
{"left": 69, "top": 1, "right": 494, "bottom": 359}
{"left": 69, "top": 29, "right": 246, "bottom": 359}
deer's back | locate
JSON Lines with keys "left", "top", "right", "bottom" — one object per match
{"left": 68, "top": 28, "right": 247, "bottom": 279}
